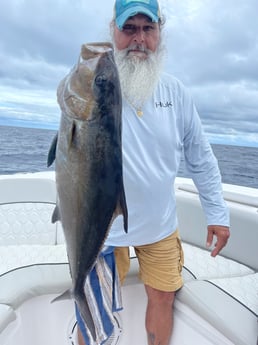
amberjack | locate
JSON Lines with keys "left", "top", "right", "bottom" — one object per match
{"left": 48, "top": 42, "right": 128, "bottom": 341}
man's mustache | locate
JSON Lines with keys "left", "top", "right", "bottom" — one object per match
{"left": 126, "top": 44, "right": 148, "bottom": 54}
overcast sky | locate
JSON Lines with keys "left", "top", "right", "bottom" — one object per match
{"left": 0, "top": 0, "right": 257, "bottom": 147}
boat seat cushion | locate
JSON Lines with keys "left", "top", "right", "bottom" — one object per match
{"left": 208, "top": 273, "right": 258, "bottom": 316}
{"left": 0, "top": 176, "right": 58, "bottom": 246}
{"left": 177, "top": 280, "right": 258, "bottom": 345}
{"left": 0, "top": 244, "right": 71, "bottom": 308}
{"left": 0, "top": 203, "right": 57, "bottom": 245}
{"left": 0, "top": 262, "right": 71, "bottom": 309}
{"left": 182, "top": 242, "right": 254, "bottom": 280}
{"left": 0, "top": 304, "right": 16, "bottom": 333}
{"left": 0, "top": 244, "right": 68, "bottom": 276}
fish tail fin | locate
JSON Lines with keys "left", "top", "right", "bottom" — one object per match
{"left": 74, "top": 291, "right": 97, "bottom": 342}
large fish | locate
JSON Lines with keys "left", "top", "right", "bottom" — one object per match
{"left": 48, "top": 42, "right": 128, "bottom": 341}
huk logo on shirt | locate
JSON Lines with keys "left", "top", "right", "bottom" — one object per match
{"left": 155, "top": 101, "right": 173, "bottom": 108}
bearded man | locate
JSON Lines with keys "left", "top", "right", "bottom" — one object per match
{"left": 78, "top": 0, "right": 230, "bottom": 344}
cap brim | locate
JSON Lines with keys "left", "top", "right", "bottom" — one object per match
{"left": 116, "top": 6, "right": 159, "bottom": 30}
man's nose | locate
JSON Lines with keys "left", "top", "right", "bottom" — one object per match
{"left": 133, "top": 28, "right": 145, "bottom": 43}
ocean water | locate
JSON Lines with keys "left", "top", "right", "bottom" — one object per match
{"left": 0, "top": 125, "right": 257, "bottom": 189}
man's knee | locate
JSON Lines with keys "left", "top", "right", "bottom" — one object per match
{"left": 145, "top": 285, "right": 176, "bottom": 307}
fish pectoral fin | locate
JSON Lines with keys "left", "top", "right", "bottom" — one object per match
{"left": 47, "top": 132, "right": 58, "bottom": 167}
{"left": 52, "top": 206, "right": 61, "bottom": 223}
{"left": 69, "top": 121, "right": 77, "bottom": 147}
{"left": 115, "top": 186, "right": 128, "bottom": 233}
{"left": 51, "top": 289, "right": 72, "bottom": 303}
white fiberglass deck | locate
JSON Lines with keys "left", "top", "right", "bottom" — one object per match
{"left": 1, "top": 287, "right": 237, "bottom": 345}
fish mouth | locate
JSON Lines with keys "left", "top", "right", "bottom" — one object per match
{"left": 81, "top": 42, "right": 113, "bottom": 60}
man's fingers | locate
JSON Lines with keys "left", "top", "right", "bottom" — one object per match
{"left": 206, "top": 229, "right": 214, "bottom": 248}
{"left": 211, "top": 238, "right": 225, "bottom": 257}
{"left": 207, "top": 225, "right": 230, "bottom": 257}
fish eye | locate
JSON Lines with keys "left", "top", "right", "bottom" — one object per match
{"left": 95, "top": 74, "right": 107, "bottom": 86}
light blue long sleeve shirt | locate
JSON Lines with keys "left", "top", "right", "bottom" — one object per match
{"left": 105, "top": 73, "right": 229, "bottom": 247}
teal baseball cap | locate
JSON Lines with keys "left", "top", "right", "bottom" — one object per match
{"left": 114, "top": 0, "right": 161, "bottom": 30}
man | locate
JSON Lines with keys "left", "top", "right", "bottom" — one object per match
{"left": 78, "top": 0, "right": 230, "bottom": 344}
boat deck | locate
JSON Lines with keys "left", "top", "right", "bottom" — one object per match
{"left": 0, "top": 172, "right": 257, "bottom": 345}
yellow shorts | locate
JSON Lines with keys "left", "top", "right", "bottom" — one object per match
{"left": 114, "top": 229, "right": 184, "bottom": 292}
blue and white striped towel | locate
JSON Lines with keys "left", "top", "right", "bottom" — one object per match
{"left": 75, "top": 246, "right": 122, "bottom": 345}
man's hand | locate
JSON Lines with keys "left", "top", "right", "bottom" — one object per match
{"left": 206, "top": 225, "right": 230, "bottom": 257}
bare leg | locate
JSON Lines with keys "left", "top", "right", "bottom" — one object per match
{"left": 77, "top": 327, "right": 85, "bottom": 345}
{"left": 145, "top": 285, "right": 175, "bottom": 345}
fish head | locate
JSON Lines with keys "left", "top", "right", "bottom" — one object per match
{"left": 57, "top": 42, "right": 121, "bottom": 122}
{"left": 91, "top": 44, "right": 122, "bottom": 120}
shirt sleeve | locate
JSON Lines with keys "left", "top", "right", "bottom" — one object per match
{"left": 181, "top": 86, "right": 230, "bottom": 227}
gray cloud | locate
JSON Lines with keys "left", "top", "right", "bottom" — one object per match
{"left": 0, "top": 0, "right": 257, "bottom": 146}
{"left": 162, "top": 0, "right": 258, "bottom": 146}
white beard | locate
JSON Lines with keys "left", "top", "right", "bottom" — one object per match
{"left": 113, "top": 44, "right": 164, "bottom": 110}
